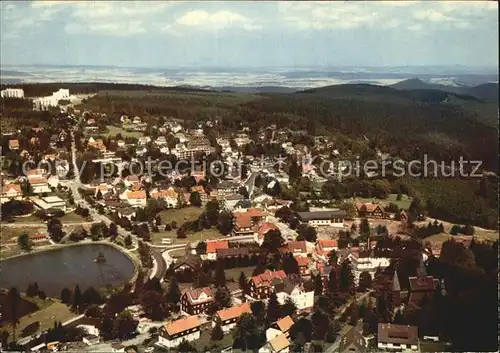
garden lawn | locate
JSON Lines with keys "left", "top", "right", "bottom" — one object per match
{"left": 193, "top": 328, "right": 234, "bottom": 352}
{"left": 3, "top": 301, "right": 75, "bottom": 341}
{"left": 99, "top": 125, "right": 143, "bottom": 139}
{"left": 151, "top": 228, "right": 222, "bottom": 245}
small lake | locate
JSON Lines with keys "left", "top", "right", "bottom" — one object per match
{"left": 0, "top": 244, "right": 136, "bottom": 297}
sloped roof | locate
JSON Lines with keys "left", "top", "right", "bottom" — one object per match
{"left": 182, "top": 287, "right": 213, "bottom": 304}
{"left": 276, "top": 316, "right": 294, "bottom": 333}
{"left": 251, "top": 270, "right": 287, "bottom": 288}
{"left": 206, "top": 240, "right": 229, "bottom": 254}
{"left": 164, "top": 315, "right": 201, "bottom": 336}
{"left": 216, "top": 303, "right": 251, "bottom": 322}
{"left": 339, "top": 326, "right": 367, "bottom": 353}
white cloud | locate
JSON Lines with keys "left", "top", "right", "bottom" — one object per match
{"left": 176, "top": 10, "right": 261, "bottom": 31}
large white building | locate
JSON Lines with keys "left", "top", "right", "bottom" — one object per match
{"left": 33, "top": 88, "right": 70, "bottom": 111}
{"left": 1, "top": 88, "right": 25, "bottom": 99}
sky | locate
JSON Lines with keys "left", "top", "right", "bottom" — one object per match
{"left": 1, "top": 1, "right": 498, "bottom": 69}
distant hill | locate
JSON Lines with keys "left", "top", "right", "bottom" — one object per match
{"left": 217, "top": 86, "right": 297, "bottom": 93}
{"left": 390, "top": 78, "right": 499, "bottom": 102}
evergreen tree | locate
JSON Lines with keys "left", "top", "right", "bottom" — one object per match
{"left": 72, "top": 285, "right": 83, "bottom": 314}
{"left": 327, "top": 266, "right": 340, "bottom": 296}
{"left": 166, "top": 277, "right": 181, "bottom": 304}
{"left": 17, "top": 232, "right": 33, "bottom": 252}
{"left": 314, "top": 274, "right": 323, "bottom": 296}
{"left": 358, "top": 271, "right": 373, "bottom": 292}
{"left": 282, "top": 297, "right": 297, "bottom": 317}
{"left": 60, "top": 288, "right": 72, "bottom": 304}
{"left": 339, "top": 259, "right": 356, "bottom": 297}
{"left": 214, "top": 286, "right": 232, "bottom": 310}
{"left": 6, "top": 288, "right": 21, "bottom": 342}
{"left": 211, "top": 323, "right": 224, "bottom": 341}
{"left": 238, "top": 272, "right": 249, "bottom": 295}
{"left": 327, "top": 249, "right": 338, "bottom": 265}
{"left": 266, "top": 293, "right": 281, "bottom": 324}
{"left": 214, "top": 259, "right": 226, "bottom": 287}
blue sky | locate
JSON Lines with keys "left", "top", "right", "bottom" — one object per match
{"left": 1, "top": 1, "right": 498, "bottom": 69}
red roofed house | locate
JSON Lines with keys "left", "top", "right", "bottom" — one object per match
{"left": 205, "top": 240, "right": 229, "bottom": 260}
{"left": 255, "top": 222, "right": 279, "bottom": 245}
{"left": 354, "top": 199, "right": 386, "bottom": 218}
{"left": 295, "top": 256, "right": 312, "bottom": 276}
{"left": 315, "top": 239, "right": 338, "bottom": 261}
{"left": 213, "top": 303, "right": 252, "bottom": 333}
{"left": 0, "top": 184, "right": 22, "bottom": 203}
{"left": 120, "top": 190, "right": 147, "bottom": 207}
{"left": 233, "top": 209, "right": 265, "bottom": 237}
{"left": 266, "top": 315, "right": 294, "bottom": 341}
{"left": 150, "top": 187, "right": 179, "bottom": 208}
{"left": 181, "top": 287, "right": 214, "bottom": 315}
{"left": 286, "top": 241, "right": 308, "bottom": 257}
{"left": 8, "top": 139, "right": 20, "bottom": 150}
{"left": 190, "top": 185, "right": 208, "bottom": 202}
{"left": 158, "top": 315, "right": 201, "bottom": 348}
{"left": 249, "top": 270, "right": 287, "bottom": 300}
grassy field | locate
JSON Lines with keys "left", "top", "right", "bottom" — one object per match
{"left": 349, "top": 193, "right": 413, "bottom": 211}
{"left": 159, "top": 207, "right": 204, "bottom": 224}
{"left": 102, "top": 125, "right": 143, "bottom": 139}
{"left": 11, "top": 302, "right": 74, "bottom": 340}
{"left": 193, "top": 327, "right": 234, "bottom": 352}
{"left": 151, "top": 228, "right": 222, "bottom": 245}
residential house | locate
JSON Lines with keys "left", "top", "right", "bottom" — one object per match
{"left": 155, "top": 136, "right": 167, "bottom": 146}
{"left": 275, "top": 276, "right": 315, "bottom": 314}
{"left": 315, "top": 240, "right": 338, "bottom": 261}
{"left": 286, "top": 241, "right": 308, "bottom": 258}
{"left": 213, "top": 303, "right": 252, "bottom": 333}
{"left": 0, "top": 184, "right": 22, "bottom": 203}
{"left": 339, "top": 326, "right": 367, "bottom": 353}
{"left": 206, "top": 240, "right": 229, "bottom": 261}
{"left": 151, "top": 187, "right": 178, "bottom": 208}
{"left": 8, "top": 139, "right": 19, "bottom": 150}
{"left": 47, "top": 175, "right": 60, "bottom": 188}
{"left": 351, "top": 250, "right": 391, "bottom": 284}
{"left": 117, "top": 207, "right": 136, "bottom": 221}
{"left": 297, "top": 211, "right": 347, "bottom": 227}
{"left": 138, "top": 136, "right": 151, "bottom": 146}
{"left": 255, "top": 222, "right": 279, "bottom": 245}
{"left": 259, "top": 334, "right": 290, "bottom": 353}
{"left": 124, "top": 174, "right": 140, "bottom": 188}
{"left": 216, "top": 180, "right": 241, "bottom": 196}
{"left": 121, "top": 190, "right": 147, "bottom": 207}
{"left": 377, "top": 323, "right": 418, "bottom": 352}
{"left": 190, "top": 185, "right": 208, "bottom": 202}
{"left": 173, "top": 254, "right": 201, "bottom": 274}
{"left": 32, "top": 196, "right": 67, "bottom": 212}
{"left": 266, "top": 316, "right": 294, "bottom": 341}
{"left": 354, "top": 199, "right": 386, "bottom": 218}
{"left": 222, "top": 194, "right": 244, "bottom": 211}
{"left": 408, "top": 275, "right": 437, "bottom": 305}
{"left": 28, "top": 177, "right": 51, "bottom": 194}
{"left": 180, "top": 287, "right": 214, "bottom": 315}
{"left": 249, "top": 270, "right": 287, "bottom": 300}
{"left": 295, "top": 256, "right": 312, "bottom": 276}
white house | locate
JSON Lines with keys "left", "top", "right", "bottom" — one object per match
{"left": 297, "top": 210, "right": 347, "bottom": 228}
{"left": 158, "top": 316, "right": 201, "bottom": 348}
{"left": 1, "top": 88, "right": 24, "bottom": 98}
{"left": 276, "top": 284, "right": 314, "bottom": 314}
{"left": 28, "top": 177, "right": 51, "bottom": 194}
{"left": 120, "top": 190, "right": 147, "bottom": 207}
{"left": 32, "top": 196, "right": 67, "bottom": 212}
{"left": 377, "top": 323, "right": 418, "bottom": 351}
{"left": 352, "top": 255, "right": 391, "bottom": 284}
{"left": 0, "top": 184, "right": 23, "bottom": 203}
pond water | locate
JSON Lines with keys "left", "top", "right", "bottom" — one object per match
{"left": 0, "top": 244, "right": 136, "bottom": 297}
